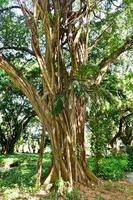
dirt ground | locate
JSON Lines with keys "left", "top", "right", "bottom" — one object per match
{"left": 0, "top": 180, "right": 133, "bottom": 200}
{"left": 76, "top": 180, "right": 133, "bottom": 200}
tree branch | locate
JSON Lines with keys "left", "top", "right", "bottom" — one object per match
{"left": 110, "top": 112, "right": 133, "bottom": 147}
{"left": 0, "top": 46, "right": 35, "bottom": 56}
{"left": 13, "top": 112, "right": 35, "bottom": 142}
{"left": 90, "top": 23, "right": 113, "bottom": 50}
{"left": 0, "top": 54, "right": 53, "bottom": 132}
{"left": 0, "top": 6, "right": 21, "bottom": 13}
{"left": 19, "top": 1, "right": 53, "bottom": 94}
{"left": 0, "top": 53, "right": 42, "bottom": 119}
{"left": 95, "top": 35, "right": 133, "bottom": 85}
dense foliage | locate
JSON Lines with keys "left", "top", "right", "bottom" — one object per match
{"left": 126, "top": 146, "right": 133, "bottom": 171}
{"left": 88, "top": 154, "right": 128, "bottom": 180}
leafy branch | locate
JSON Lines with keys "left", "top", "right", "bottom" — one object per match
{"left": 95, "top": 35, "right": 133, "bottom": 85}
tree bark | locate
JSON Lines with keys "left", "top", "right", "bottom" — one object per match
{"left": 43, "top": 95, "right": 99, "bottom": 187}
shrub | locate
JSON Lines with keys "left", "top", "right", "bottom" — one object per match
{"left": 126, "top": 145, "right": 133, "bottom": 171}
{"left": 88, "top": 154, "right": 128, "bottom": 180}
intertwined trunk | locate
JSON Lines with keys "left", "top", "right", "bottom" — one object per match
{"left": 0, "top": 0, "right": 99, "bottom": 187}
{"left": 43, "top": 95, "right": 98, "bottom": 186}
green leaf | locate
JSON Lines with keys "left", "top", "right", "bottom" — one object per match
{"left": 75, "top": 64, "right": 98, "bottom": 80}
{"left": 52, "top": 92, "right": 65, "bottom": 116}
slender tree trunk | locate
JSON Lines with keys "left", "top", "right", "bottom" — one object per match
{"left": 1, "top": 145, "right": 6, "bottom": 154}
{"left": 35, "top": 124, "right": 46, "bottom": 187}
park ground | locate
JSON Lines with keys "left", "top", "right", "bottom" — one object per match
{"left": 0, "top": 153, "right": 133, "bottom": 200}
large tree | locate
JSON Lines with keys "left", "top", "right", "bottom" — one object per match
{"left": 0, "top": 0, "right": 133, "bottom": 187}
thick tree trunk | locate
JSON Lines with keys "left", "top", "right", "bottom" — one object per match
{"left": 6, "top": 141, "right": 15, "bottom": 154}
{"left": 43, "top": 96, "right": 99, "bottom": 187}
{"left": 3, "top": 133, "right": 21, "bottom": 154}
{"left": 0, "top": 139, "right": 15, "bottom": 154}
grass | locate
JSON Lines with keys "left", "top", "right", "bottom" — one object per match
{"left": 0, "top": 153, "right": 133, "bottom": 200}
{"left": 0, "top": 152, "right": 51, "bottom": 199}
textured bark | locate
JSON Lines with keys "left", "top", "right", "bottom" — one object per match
{"left": 43, "top": 95, "right": 99, "bottom": 187}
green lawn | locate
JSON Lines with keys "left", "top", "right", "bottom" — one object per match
{"left": 0, "top": 153, "right": 51, "bottom": 199}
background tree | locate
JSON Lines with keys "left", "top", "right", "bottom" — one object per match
{"left": 87, "top": 69, "right": 133, "bottom": 171}
{"left": 0, "top": 71, "right": 35, "bottom": 154}
{"left": 0, "top": 0, "right": 133, "bottom": 188}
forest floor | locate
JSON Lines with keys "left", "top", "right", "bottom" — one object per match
{"left": 0, "top": 153, "right": 133, "bottom": 200}
{"left": 0, "top": 179, "right": 133, "bottom": 199}
{"left": 76, "top": 180, "right": 133, "bottom": 200}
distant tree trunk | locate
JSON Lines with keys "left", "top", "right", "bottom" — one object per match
{"left": 28, "top": 141, "right": 32, "bottom": 153}
{"left": 95, "top": 132, "right": 102, "bottom": 174}
{"left": 1, "top": 145, "right": 6, "bottom": 154}
{"left": 6, "top": 140, "right": 16, "bottom": 154}
{"left": 35, "top": 124, "right": 46, "bottom": 187}
{"left": 0, "top": 126, "right": 7, "bottom": 154}
{"left": 0, "top": 139, "right": 16, "bottom": 154}
{"left": 0, "top": 115, "right": 34, "bottom": 154}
